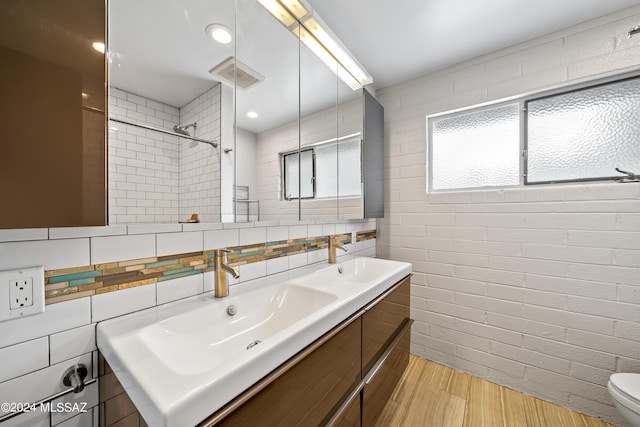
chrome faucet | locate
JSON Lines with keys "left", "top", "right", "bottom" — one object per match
{"left": 214, "top": 249, "right": 240, "bottom": 298}
{"left": 328, "top": 236, "right": 347, "bottom": 264}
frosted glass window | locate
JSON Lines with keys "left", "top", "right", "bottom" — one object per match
{"left": 527, "top": 77, "right": 640, "bottom": 183}
{"left": 283, "top": 150, "right": 314, "bottom": 199}
{"left": 431, "top": 103, "right": 520, "bottom": 190}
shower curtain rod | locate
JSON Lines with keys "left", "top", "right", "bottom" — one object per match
{"left": 108, "top": 117, "right": 218, "bottom": 148}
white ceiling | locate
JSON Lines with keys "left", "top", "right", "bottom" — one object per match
{"left": 109, "top": 0, "right": 640, "bottom": 134}
{"left": 308, "top": 0, "right": 640, "bottom": 88}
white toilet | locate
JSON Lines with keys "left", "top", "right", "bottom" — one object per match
{"left": 609, "top": 373, "right": 640, "bottom": 427}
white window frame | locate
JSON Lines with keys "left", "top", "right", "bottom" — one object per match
{"left": 427, "top": 69, "right": 640, "bottom": 192}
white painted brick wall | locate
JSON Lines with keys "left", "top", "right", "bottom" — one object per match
{"left": 377, "top": 6, "right": 640, "bottom": 425}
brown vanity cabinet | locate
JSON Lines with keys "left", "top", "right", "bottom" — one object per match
{"left": 330, "top": 390, "right": 361, "bottom": 427}
{"left": 198, "top": 274, "right": 412, "bottom": 427}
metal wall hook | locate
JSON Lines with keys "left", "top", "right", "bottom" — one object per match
{"left": 63, "top": 364, "right": 88, "bottom": 393}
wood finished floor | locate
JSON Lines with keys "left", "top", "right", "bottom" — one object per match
{"left": 375, "top": 355, "right": 617, "bottom": 427}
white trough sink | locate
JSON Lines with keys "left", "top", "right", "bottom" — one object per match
{"left": 97, "top": 256, "right": 411, "bottom": 427}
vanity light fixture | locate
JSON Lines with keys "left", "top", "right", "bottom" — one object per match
{"left": 206, "top": 24, "right": 233, "bottom": 45}
{"left": 257, "top": 0, "right": 372, "bottom": 90}
{"left": 279, "top": 0, "right": 309, "bottom": 20}
{"left": 246, "top": 111, "right": 259, "bottom": 118}
{"left": 257, "top": 0, "right": 297, "bottom": 27}
{"left": 301, "top": 15, "right": 371, "bottom": 87}
{"left": 92, "top": 41, "right": 105, "bottom": 54}
{"left": 295, "top": 25, "right": 360, "bottom": 90}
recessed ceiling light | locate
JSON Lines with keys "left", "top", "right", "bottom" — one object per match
{"left": 246, "top": 111, "right": 259, "bottom": 119}
{"left": 206, "top": 24, "right": 233, "bottom": 45}
{"left": 92, "top": 42, "right": 105, "bottom": 54}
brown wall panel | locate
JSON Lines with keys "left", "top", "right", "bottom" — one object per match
{"left": 0, "top": 0, "right": 106, "bottom": 228}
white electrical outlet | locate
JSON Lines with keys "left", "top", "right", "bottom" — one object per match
{"left": 0, "top": 266, "right": 45, "bottom": 322}
{"left": 9, "top": 277, "right": 33, "bottom": 309}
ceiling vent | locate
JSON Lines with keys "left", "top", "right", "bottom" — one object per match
{"left": 209, "top": 56, "right": 265, "bottom": 90}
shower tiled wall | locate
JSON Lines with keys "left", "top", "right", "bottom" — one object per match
{"left": 108, "top": 88, "right": 181, "bottom": 224}
{"left": 178, "top": 86, "right": 222, "bottom": 223}
{"left": 108, "top": 85, "right": 222, "bottom": 224}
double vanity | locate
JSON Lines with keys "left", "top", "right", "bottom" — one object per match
{"left": 97, "top": 257, "right": 412, "bottom": 426}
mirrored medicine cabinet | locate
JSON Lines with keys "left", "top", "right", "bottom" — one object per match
{"left": 0, "top": 0, "right": 384, "bottom": 230}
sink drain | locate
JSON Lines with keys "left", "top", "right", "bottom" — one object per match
{"left": 227, "top": 305, "right": 237, "bottom": 316}
{"left": 246, "top": 340, "right": 261, "bottom": 350}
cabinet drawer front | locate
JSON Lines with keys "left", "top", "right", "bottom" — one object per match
{"left": 362, "top": 276, "right": 410, "bottom": 374}
{"left": 362, "top": 320, "right": 411, "bottom": 426}
{"left": 214, "top": 317, "right": 361, "bottom": 427}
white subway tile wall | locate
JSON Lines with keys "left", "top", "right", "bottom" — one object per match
{"left": 156, "top": 231, "right": 204, "bottom": 257}
{"left": 0, "top": 338, "right": 49, "bottom": 383}
{"left": 108, "top": 85, "right": 223, "bottom": 224}
{"left": 91, "top": 283, "right": 158, "bottom": 323}
{"left": 179, "top": 86, "right": 222, "bottom": 223}
{"left": 156, "top": 274, "right": 204, "bottom": 306}
{"left": 49, "top": 325, "right": 96, "bottom": 366}
{"left": 90, "top": 234, "right": 156, "bottom": 265}
{"left": 0, "top": 353, "right": 94, "bottom": 418}
{"left": 108, "top": 88, "right": 182, "bottom": 224}
{"left": 376, "top": 6, "right": 640, "bottom": 426}
{"left": 3, "top": 411, "right": 49, "bottom": 427}
{"left": 49, "top": 383, "right": 99, "bottom": 426}
{"left": 0, "top": 219, "right": 375, "bottom": 427}
{"left": 0, "top": 239, "right": 90, "bottom": 271}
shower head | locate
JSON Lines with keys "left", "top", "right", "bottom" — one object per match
{"left": 172, "top": 123, "right": 197, "bottom": 136}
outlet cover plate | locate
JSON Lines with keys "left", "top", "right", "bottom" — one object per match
{"left": 0, "top": 266, "right": 45, "bottom": 322}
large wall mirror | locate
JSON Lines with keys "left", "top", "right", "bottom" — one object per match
{"left": 109, "top": 0, "right": 377, "bottom": 225}
{"left": 107, "top": 0, "right": 233, "bottom": 224}
{"left": 0, "top": 0, "right": 381, "bottom": 229}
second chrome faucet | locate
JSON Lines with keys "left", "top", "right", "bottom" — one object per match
{"left": 214, "top": 249, "right": 240, "bottom": 298}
